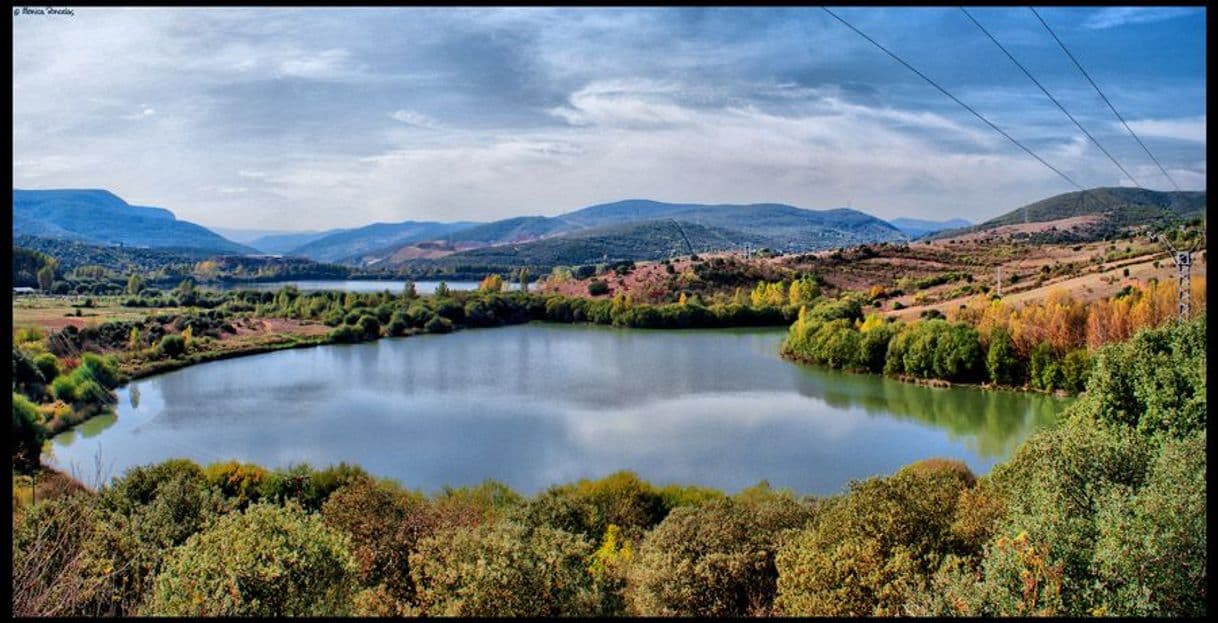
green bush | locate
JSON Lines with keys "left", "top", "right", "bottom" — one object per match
{"left": 148, "top": 503, "right": 357, "bottom": 616}
{"left": 423, "top": 315, "right": 453, "bottom": 334}
{"left": 1071, "top": 315, "right": 1206, "bottom": 438}
{"left": 158, "top": 334, "right": 186, "bottom": 357}
{"left": 410, "top": 521, "right": 597, "bottom": 617}
{"left": 322, "top": 479, "right": 427, "bottom": 603}
{"left": 775, "top": 459, "right": 976, "bottom": 616}
{"left": 588, "top": 280, "right": 610, "bottom": 296}
{"left": 628, "top": 493, "right": 816, "bottom": 616}
{"left": 50, "top": 375, "right": 78, "bottom": 404}
{"left": 12, "top": 392, "right": 46, "bottom": 472}
{"left": 33, "top": 353, "right": 59, "bottom": 386}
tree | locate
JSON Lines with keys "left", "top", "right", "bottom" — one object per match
{"left": 518, "top": 268, "right": 530, "bottom": 294}
{"left": 402, "top": 281, "right": 418, "bottom": 299}
{"left": 37, "top": 265, "right": 55, "bottom": 291}
{"left": 434, "top": 281, "right": 450, "bottom": 297}
{"left": 148, "top": 503, "right": 357, "bottom": 616}
{"left": 479, "top": 274, "right": 504, "bottom": 293}
{"left": 985, "top": 327, "right": 1021, "bottom": 386}
{"left": 12, "top": 392, "right": 46, "bottom": 472}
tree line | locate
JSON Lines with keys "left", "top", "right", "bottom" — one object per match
{"left": 783, "top": 278, "right": 1205, "bottom": 393}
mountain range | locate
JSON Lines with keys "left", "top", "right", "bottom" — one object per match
{"left": 13, "top": 187, "right": 1204, "bottom": 273}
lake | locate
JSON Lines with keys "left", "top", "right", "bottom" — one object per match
{"left": 47, "top": 324, "right": 1071, "bottom": 496}
{"left": 214, "top": 279, "right": 521, "bottom": 294}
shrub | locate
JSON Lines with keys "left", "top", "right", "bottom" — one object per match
{"left": 1090, "top": 432, "right": 1206, "bottom": 616}
{"left": 1070, "top": 315, "right": 1205, "bottom": 438}
{"left": 775, "top": 459, "right": 976, "bottom": 616}
{"left": 12, "top": 492, "right": 103, "bottom": 616}
{"left": 423, "top": 315, "right": 453, "bottom": 334}
{"left": 147, "top": 503, "right": 358, "bottom": 616}
{"left": 50, "top": 375, "right": 78, "bottom": 404}
{"left": 410, "top": 522, "right": 597, "bottom": 617}
{"left": 628, "top": 494, "right": 816, "bottom": 616}
{"left": 322, "top": 479, "right": 427, "bottom": 602}
{"left": 12, "top": 392, "right": 46, "bottom": 472}
{"left": 981, "top": 417, "right": 1154, "bottom": 616}
{"left": 33, "top": 353, "right": 59, "bottom": 385}
{"left": 587, "top": 280, "right": 610, "bottom": 296}
{"left": 158, "top": 335, "right": 185, "bottom": 357}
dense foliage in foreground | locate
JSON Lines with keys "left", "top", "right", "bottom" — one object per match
{"left": 11, "top": 316, "right": 1206, "bottom": 617}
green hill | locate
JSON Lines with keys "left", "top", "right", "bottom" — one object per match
{"left": 949, "top": 187, "right": 1207, "bottom": 239}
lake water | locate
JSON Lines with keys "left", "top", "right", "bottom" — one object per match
{"left": 214, "top": 280, "right": 520, "bottom": 294}
{"left": 48, "top": 324, "right": 1070, "bottom": 496}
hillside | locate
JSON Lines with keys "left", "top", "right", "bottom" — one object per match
{"left": 888, "top": 217, "right": 971, "bottom": 238}
{"left": 12, "top": 189, "right": 254, "bottom": 254}
{"left": 403, "top": 219, "right": 774, "bottom": 273}
{"left": 937, "top": 187, "right": 1206, "bottom": 241}
{"left": 288, "top": 220, "right": 478, "bottom": 263}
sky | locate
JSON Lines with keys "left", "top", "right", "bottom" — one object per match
{"left": 11, "top": 6, "right": 1207, "bottom": 232}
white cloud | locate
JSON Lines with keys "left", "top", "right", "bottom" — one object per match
{"left": 122, "top": 106, "right": 157, "bottom": 120}
{"left": 389, "top": 109, "right": 441, "bottom": 128}
{"left": 1083, "top": 7, "right": 1199, "bottom": 30}
{"left": 1122, "top": 115, "right": 1206, "bottom": 143}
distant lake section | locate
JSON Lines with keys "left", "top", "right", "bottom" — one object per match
{"left": 48, "top": 325, "right": 1071, "bottom": 496}
{"left": 213, "top": 279, "right": 521, "bottom": 294}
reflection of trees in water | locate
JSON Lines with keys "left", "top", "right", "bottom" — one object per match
{"left": 790, "top": 366, "right": 1068, "bottom": 458}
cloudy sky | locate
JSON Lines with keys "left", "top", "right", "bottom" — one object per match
{"left": 12, "top": 7, "right": 1206, "bottom": 231}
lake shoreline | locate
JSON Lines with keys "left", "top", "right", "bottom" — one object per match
{"left": 46, "top": 323, "right": 1069, "bottom": 497}
{"left": 45, "top": 314, "right": 1067, "bottom": 444}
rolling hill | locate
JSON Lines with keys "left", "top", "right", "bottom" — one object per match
{"left": 13, "top": 189, "right": 254, "bottom": 254}
{"left": 937, "top": 187, "right": 1206, "bottom": 241}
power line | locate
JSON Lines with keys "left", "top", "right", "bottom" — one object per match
{"left": 1029, "top": 7, "right": 1181, "bottom": 191}
{"left": 821, "top": 6, "right": 1084, "bottom": 192}
{"left": 960, "top": 7, "right": 1143, "bottom": 188}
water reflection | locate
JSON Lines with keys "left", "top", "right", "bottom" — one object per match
{"left": 213, "top": 280, "right": 519, "bottom": 294}
{"left": 49, "top": 325, "right": 1071, "bottom": 495}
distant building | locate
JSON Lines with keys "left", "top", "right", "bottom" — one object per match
{"left": 12, "top": 286, "right": 36, "bottom": 295}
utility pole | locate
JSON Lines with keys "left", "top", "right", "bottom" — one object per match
{"left": 1160, "top": 228, "right": 1202, "bottom": 322}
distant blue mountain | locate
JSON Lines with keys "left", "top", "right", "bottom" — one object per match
{"left": 288, "top": 220, "right": 480, "bottom": 263}
{"left": 12, "top": 189, "right": 255, "bottom": 254}
{"left": 888, "top": 217, "right": 972, "bottom": 238}
{"left": 246, "top": 229, "right": 349, "bottom": 255}
{"left": 369, "top": 199, "right": 907, "bottom": 267}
